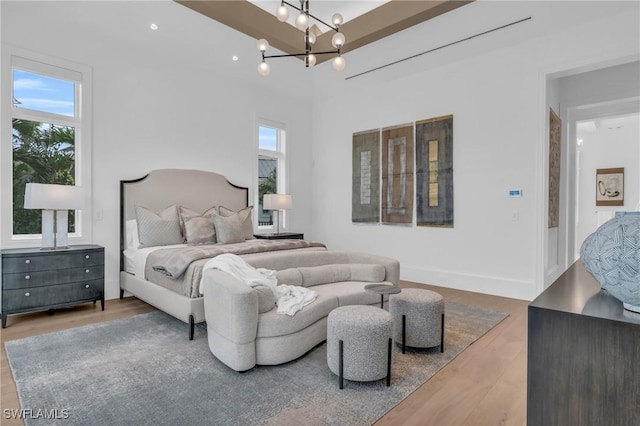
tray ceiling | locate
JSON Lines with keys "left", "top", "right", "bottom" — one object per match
{"left": 175, "top": 1, "right": 474, "bottom": 64}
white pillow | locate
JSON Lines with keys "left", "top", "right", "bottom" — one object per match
{"left": 126, "top": 219, "right": 140, "bottom": 249}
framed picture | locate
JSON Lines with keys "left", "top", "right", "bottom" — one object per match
{"left": 416, "top": 115, "right": 454, "bottom": 227}
{"left": 548, "top": 108, "right": 561, "bottom": 228}
{"left": 596, "top": 167, "right": 624, "bottom": 206}
{"left": 352, "top": 129, "right": 380, "bottom": 223}
{"left": 381, "top": 123, "right": 414, "bottom": 225}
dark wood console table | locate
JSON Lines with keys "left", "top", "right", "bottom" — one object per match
{"left": 527, "top": 260, "right": 640, "bottom": 426}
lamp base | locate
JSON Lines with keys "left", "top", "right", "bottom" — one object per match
{"left": 40, "top": 209, "right": 70, "bottom": 250}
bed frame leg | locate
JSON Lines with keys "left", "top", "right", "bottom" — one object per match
{"left": 189, "top": 314, "right": 195, "bottom": 340}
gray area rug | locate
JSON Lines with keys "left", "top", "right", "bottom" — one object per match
{"left": 5, "top": 302, "right": 507, "bottom": 426}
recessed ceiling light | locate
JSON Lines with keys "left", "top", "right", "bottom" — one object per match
{"left": 232, "top": 55, "right": 239, "bottom": 62}
{"left": 150, "top": 23, "right": 159, "bottom": 31}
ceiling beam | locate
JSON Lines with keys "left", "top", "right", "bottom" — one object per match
{"left": 176, "top": 0, "right": 474, "bottom": 64}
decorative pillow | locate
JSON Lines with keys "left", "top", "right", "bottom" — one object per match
{"left": 212, "top": 214, "right": 246, "bottom": 244}
{"left": 178, "top": 206, "right": 218, "bottom": 246}
{"left": 218, "top": 206, "right": 254, "bottom": 240}
{"left": 183, "top": 216, "right": 216, "bottom": 246}
{"left": 135, "top": 205, "right": 183, "bottom": 248}
{"left": 275, "top": 268, "right": 303, "bottom": 286}
{"left": 125, "top": 219, "right": 140, "bottom": 249}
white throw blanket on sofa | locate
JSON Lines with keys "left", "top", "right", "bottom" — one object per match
{"left": 200, "top": 253, "right": 316, "bottom": 316}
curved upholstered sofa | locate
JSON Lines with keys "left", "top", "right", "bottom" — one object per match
{"left": 202, "top": 250, "right": 400, "bottom": 371}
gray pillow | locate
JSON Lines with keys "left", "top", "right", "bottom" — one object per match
{"left": 135, "top": 205, "right": 183, "bottom": 248}
{"left": 179, "top": 206, "right": 217, "bottom": 240}
{"left": 218, "top": 206, "right": 254, "bottom": 240}
{"left": 212, "top": 214, "right": 246, "bottom": 244}
{"left": 183, "top": 216, "right": 216, "bottom": 246}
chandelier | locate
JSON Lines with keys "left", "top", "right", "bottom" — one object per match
{"left": 256, "top": 0, "right": 346, "bottom": 76}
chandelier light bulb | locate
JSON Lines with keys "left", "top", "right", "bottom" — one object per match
{"left": 332, "top": 13, "right": 344, "bottom": 27}
{"left": 256, "top": 38, "right": 270, "bottom": 52}
{"left": 331, "top": 32, "right": 346, "bottom": 49}
{"left": 307, "top": 54, "right": 316, "bottom": 67}
{"left": 258, "top": 61, "right": 271, "bottom": 76}
{"left": 332, "top": 55, "right": 346, "bottom": 71}
{"left": 307, "top": 31, "right": 316, "bottom": 45}
{"left": 295, "top": 13, "right": 309, "bottom": 31}
{"left": 276, "top": 5, "right": 289, "bottom": 22}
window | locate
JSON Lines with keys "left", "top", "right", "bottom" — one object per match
{"left": 257, "top": 122, "right": 287, "bottom": 230}
{"left": 2, "top": 50, "right": 92, "bottom": 245}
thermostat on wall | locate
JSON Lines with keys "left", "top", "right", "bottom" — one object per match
{"left": 508, "top": 189, "right": 523, "bottom": 198}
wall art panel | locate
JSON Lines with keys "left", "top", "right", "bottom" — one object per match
{"left": 381, "top": 123, "right": 414, "bottom": 225}
{"left": 416, "top": 115, "right": 454, "bottom": 227}
{"left": 352, "top": 129, "right": 381, "bottom": 223}
{"left": 548, "top": 108, "right": 561, "bottom": 228}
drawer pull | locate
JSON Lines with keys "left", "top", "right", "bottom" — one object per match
{"left": 25, "top": 259, "right": 31, "bottom": 264}
{"left": 85, "top": 269, "right": 90, "bottom": 273}
{"left": 85, "top": 284, "right": 90, "bottom": 289}
{"left": 85, "top": 255, "right": 90, "bottom": 259}
{"left": 25, "top": 292, "right": 30, "bottom": 297}
{"left": 25, "top": 275, "right": 30, "bottom": 280}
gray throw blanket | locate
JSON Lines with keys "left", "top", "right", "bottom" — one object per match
{"left": 152, "top": 239, "right": 326, "bottom": 279}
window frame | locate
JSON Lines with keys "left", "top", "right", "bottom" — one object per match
{"left": 256, "top": 118, "right": 288, "bottom": 233}
{"left": 1, "top": 47, "right": 93, "bottom": 247}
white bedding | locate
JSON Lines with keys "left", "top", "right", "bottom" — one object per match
{"left": 123, "top": 244, "right": 187, "bottom": 278}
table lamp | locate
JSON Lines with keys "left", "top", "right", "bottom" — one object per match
{"left": 24, "top": 183, "right": 85, "bottom": 249}
{"left": 263, "top": 194, "right": 292, "bottom": 235}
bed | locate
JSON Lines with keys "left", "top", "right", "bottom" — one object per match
{"left": 119, "top": 169, "right": 326, "bottom": 339}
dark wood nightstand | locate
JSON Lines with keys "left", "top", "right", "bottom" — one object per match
{"left": 254, "top": 232, "right": 304, "bottom": 240}
{"left": 1, "top": 244, "right": 104, "bottom": 328}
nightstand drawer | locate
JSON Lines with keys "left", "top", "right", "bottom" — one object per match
{"left": 1, "top": 249, "right": 104, "bottom": 273}
{"left": 2, "top": 254, "right": 71, "bottom": 273}
{"left": 2, "top": 280, "right": 104, "bottom": 311}
{"left": 3, "top": 265, "right": 104, "bottom": 290}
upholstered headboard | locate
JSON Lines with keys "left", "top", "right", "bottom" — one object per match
{"left": 120, "top": 169, "right": 248, "bottom": 270}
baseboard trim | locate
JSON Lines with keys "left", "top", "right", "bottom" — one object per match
{"left": 401, "top": 264, "right": 536, "bottom": 301}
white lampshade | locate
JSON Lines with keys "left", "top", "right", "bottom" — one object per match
{"left": 258, "top": 61, "right": 271, "bottom": 76}
{"left": 263, "top": 194, "right": 292, "bottom": 210}
{"left": 276, "top": 5, "right": 289, "bottom": 22}
{"left": 307, "top": 32, "right": 316, "bottom": 45}
{"left": 24, "top": 183, "right": 84, "bottom": 210}
{"left": 295, "top": 13, "right": 309, "bottom": 31}
{"left": 332, "top": 55, "right": 346, "bottom": 71}
{"left": 331, "top": 32, "right": 346, "bottom": 49}
{"left": 332, "top": 13, "right": 344, "bottom": 26}
{"left": 256, "top": 38, "right": 270, "bottom": 52}
{"left": 306, "top": 54, "right": 316, "bottom": 67}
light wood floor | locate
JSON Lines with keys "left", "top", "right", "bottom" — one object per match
{"left": 1, "top": 282, "right": 528, "bottom": 426}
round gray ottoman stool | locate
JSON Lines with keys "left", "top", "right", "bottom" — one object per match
{"left": 389, "top": 288, "right": 444, "bottom": 354}
{"left": 327, "top": 305, "right": 393, "bottom": 389}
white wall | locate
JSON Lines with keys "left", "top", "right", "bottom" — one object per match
{"left": 575, "top": 114, "right": 640, "bottom": 256}
{"left": 1, "top": 1, "right": 315, "bottom": 300}
{"left": 558, "top": 61, "right": 640, "bottom": 269}
{"left": 2, "top": 1, "right": 639, "bottom": 302}
{"left": 309, "top": 2, "right": 640, "bottom": 300}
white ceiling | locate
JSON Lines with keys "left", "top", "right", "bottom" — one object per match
{"left": 2, "top": 1, "right": 638, "bottom": 103}
{"left": 578, "top": 114, "right": 640, "bottom": 135}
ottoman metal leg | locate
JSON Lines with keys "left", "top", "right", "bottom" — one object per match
{"left": 339, "top": 339, "right": 344, "bottom": 389}
{"left": 402, "top": 314, "right": 406, "bottom": 354}
{"left": 387, "top": 338, "right": 392, "bottom": 387}
{"left": 440, "top": 313, "right": 445, "bottom": 353}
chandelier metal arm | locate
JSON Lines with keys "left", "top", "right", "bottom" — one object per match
{"left": 280, "top": 0, "right": 340, "bottom": 32}
{"left": 263, "top": 50, "right": 340, "bottom": 59}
